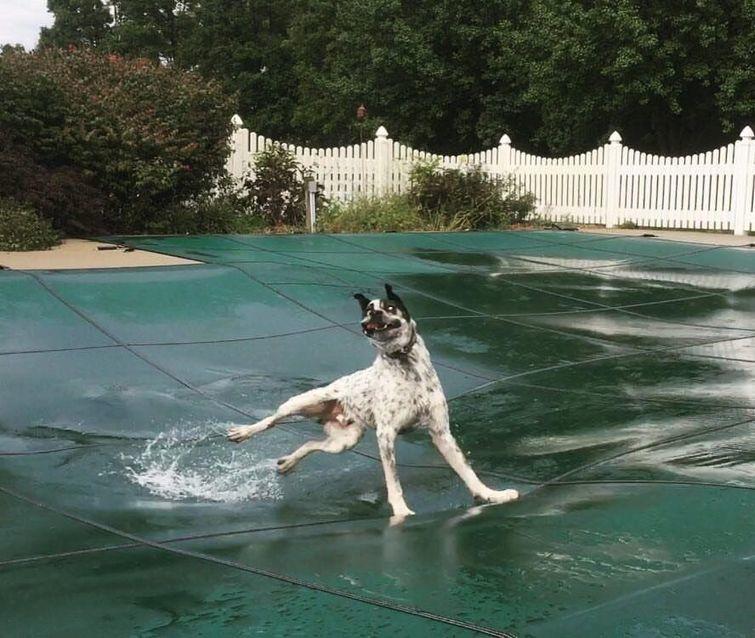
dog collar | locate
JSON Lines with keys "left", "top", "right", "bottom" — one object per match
{"left": 386, "top": 329, "right": 417, "bottom": 360}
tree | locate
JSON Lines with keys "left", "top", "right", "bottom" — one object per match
{"left": 39, "top": 0, "right": 112, "bottom": 49}
{"left": 287, "top": 0, "right": 521, "bottom": 152}
{"left": 183, "top": 0, "right": 298, "bottom": 139}
{"left": 486, "top": 0, "right": 755, "bottom": 155}
{"left": 36, "top": 0, "right": 755, "bottom": 156}
{"left": 108, "top": 0, "right": 197, "bottom": 65}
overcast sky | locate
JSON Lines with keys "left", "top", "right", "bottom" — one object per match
{"left": 0, "top": 0, "right": 54, "bottom": 50}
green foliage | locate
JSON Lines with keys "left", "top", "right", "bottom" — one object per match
{"left": 0, "top": 199, "right": 60, "bottom": 251}
{"left": 0, "top": 47, "right": 234, "bottom": 234}
{"left": 243, "top": 146, "right": 314, "bottom": 228}
{"left": 38, "top": 1, "right": 755, "bottom": 157}
{"left": 318, "top": 164, "right": 535, "bottom": 233}
{"left": 618, "top": 220, "right": 640, "bottom": 229}
{"left": 145, "top": 177, "right": 265, "bottom": 235}
{"left": 318, "top": 196, "right": 424, "bottom": 233}
{"left": 409, "top": 161, "right": 534, "bottom": 230}
{"left": 39, "top": 1, "right": 112, "bottom": 49}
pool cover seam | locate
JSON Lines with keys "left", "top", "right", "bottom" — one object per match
{"left": 11, "top": 258, "right": 755, "bottom": 500}
{"left": 448, "top": 331, "right": 755, "bottom": 402}
{"left": 527, "top": 415, "right": 755, "bottom": 494}
{"left": 422, "top": 233, "right": 741, "bottom": 300}
{"left": 14, "top": 271, "right": 499, "bottom": 471}
{"left": 222, "top": 237, "right": 665, "bottom": 353}
{"left": 476, "top": 231, "right": 755, "bottom": 275}
{"left": 5, "top": 274, "right": 754, "bottom": 461}
{"left": 2, "top": 477, "right": 752, "bottom": 571}
{"left": 220, "top": 235, "right": 749, "bottom": 340}
{"left": 117, "top": 234, "right": 746, "bottom": 335}
{"left": 0, "top": 484, "right": 516, "bottom": 638}
{"left": 326, "top": 234, "right": 751, "bottom": 334}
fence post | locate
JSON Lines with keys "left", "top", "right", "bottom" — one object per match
{"left": 498, "top": 134, "right": 512, "bottom": 175}
{"left": 375, "top": 126, "right": 391, "bottom": 195}
{"left": 732, "top": 125, "right": 754, "bottom": 236}
{"left": 604, "top": 130, "right": 622, "bottom": 228}
{"left": 228, "top": 114, "right": 247, "bottom": 183}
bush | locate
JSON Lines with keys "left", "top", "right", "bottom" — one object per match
{"left": 0, "top": 199, "right": 59, "bottom": 251}
{"left": 243, "top": 145, "right": 315, "bottom": 228}
{"left": 318, "top": 195, "right": 424, "bottom": 233}
{"left": 145, "top": 177, "right": 266, "bottom": 235}
{"left": 409, "top": 160, "right": 535, "bottom": 230}
{"left": 0, "top": 47, "right": 234, "bottom": 234}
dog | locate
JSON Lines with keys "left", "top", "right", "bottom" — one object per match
{"left": 228, "top": 284, "right": 518, "bottom": 521}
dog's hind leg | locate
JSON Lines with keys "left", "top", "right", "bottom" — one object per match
{"left": 227, "top": 387, "right": 336, "bottom": 443}
{"left": 427, "top": 405, "right": 518, "bottom": 505}
{"left": 276, "top": 422, "right": 364, "bottom": 474}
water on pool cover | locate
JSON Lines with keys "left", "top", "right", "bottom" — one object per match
{"left": 1, "top": 231, "right": 753, "bottom": 637}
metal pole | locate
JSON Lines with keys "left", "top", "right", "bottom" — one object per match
{"left": 306, "top": 180, "right": 318, "bottom": 232}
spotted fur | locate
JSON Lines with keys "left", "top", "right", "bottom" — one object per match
{"left": 228, "top": 283, "right": 518, "bottom": 521}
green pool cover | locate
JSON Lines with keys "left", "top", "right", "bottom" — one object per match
{"left": 1, "top": 230, "right": 753, "bottom": 637}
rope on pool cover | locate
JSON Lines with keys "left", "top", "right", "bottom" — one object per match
{"left": 0, "top": 484, "right": 516, "bottom": 638}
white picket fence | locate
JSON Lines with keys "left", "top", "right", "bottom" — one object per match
{"left": 226, "top": 115, "right": 755, "bottom": 235}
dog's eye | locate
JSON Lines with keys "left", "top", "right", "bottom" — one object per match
{"left": 386, "top": 305, "right": 396, "bottom": 312}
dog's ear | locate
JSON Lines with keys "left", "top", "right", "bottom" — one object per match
{"left": 353, "top": 293, "right": 370, "bottom": 315}
{"left": 384, "top": 283, "right": 411, "bottom": 320}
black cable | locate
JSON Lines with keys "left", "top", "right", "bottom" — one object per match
{"left": 0, "top": 484, "right": 516, "bottom": 638}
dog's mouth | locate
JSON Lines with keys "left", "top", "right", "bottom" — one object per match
{"left": 362, "top": 319, "right": 401, "bottom": 336}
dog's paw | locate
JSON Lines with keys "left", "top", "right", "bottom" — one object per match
{"left": 478, "top": 489, "right": 519, "bottom": 505}
{"left": 388, "top": 505, "right": 415, "bottom": 526}
{"left": 227, "top": 426, "right": 253, "bottom": 443}
{"left": 276, "top": 455, "right": 298, "bottom": 474}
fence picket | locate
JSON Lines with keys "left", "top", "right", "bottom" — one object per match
{"left": 227, "top": 117, "right": 754, "bottom": 234}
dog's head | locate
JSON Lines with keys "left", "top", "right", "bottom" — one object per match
{"left": 354, "top": 284, "right": 415, "bottom": 353}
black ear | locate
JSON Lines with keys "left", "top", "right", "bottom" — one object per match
{"left": 353, "top": 293, "right": 370, "bottom": 314}
{"left": 384, "top": 283, "right": 411, "bottom": 320}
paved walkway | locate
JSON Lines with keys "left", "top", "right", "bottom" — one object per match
{"left": 580, "top": 227, "right": 752, "bottom": 246}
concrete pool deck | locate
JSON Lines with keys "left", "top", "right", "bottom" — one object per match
{"left": 0, "top": 239, "right": 199, "bottom": 270}
{"left": 579, "top": 227, "right": 752, "bottom": 246}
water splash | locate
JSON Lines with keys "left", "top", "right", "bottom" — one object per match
{"left": 121, "top": 424, "right": 281, "bottom": 503}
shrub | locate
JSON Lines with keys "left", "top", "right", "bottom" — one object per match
{"left": 318, "top": 195, "right": 424, "bottom": 233}
{"left": 0, "top": 47, "right": 234, "bottom": 234}
{"left": 0, "top": 199, "right": 59, "bottom": 251}
{"left": 145, "top": 177, "right": 266, "bottom": 235}
{"left": 242, "top": 145, "right": 315, "bottom": 228}
{"left": 408, "top": 160, "right": 535, "bottom": 230}
{"left": 0, "top": 135, "right": 107, "bottom": 234}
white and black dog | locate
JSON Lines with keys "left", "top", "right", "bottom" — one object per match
{"left": 228, "top": 284, "right": 518, "bottom": 520}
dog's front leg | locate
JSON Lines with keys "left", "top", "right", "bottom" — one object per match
{"left": 427, "top": 405, "right": 518, "bottom": 505}
{"left": 376, "top": 424, "right": 415, "bottom": 522}
{"left": 227, "top": 387, "right": 333, "bottom": 443}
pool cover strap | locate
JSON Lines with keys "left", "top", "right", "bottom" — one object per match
{"left": 0, "top": 484, "right": 516, "bottom": 638}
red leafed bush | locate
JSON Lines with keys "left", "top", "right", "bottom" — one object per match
{"left": 0, "top": 47, "right": 235, "bottom": 234}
